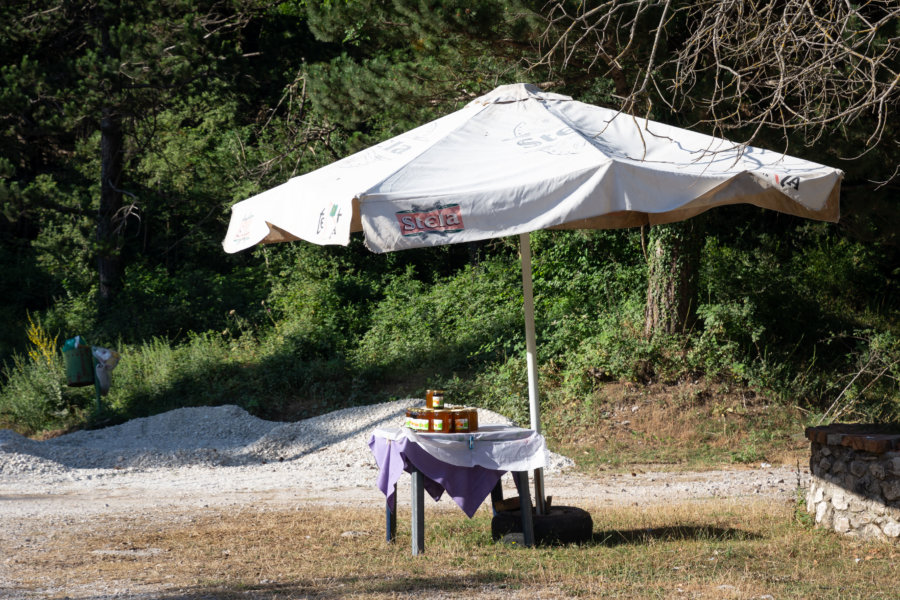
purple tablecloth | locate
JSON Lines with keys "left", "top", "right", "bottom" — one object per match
{"left": 368, "top": 434, "right": 508, "bottom": 518}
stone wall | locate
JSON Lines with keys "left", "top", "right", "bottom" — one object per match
{"left": 805, "top": 425, "right": 900, "bottom": 541}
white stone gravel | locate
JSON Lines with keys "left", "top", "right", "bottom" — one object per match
{"left": 0, "top": 399, "right": 806, "bottom": 521}
{"left": 0, "top": 401, "right": 573, "bottom": 512}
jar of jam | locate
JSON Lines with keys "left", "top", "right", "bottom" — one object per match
{"left": 404, "top": 407, "right": 433, "bottom": 432}
{"left": 431, "top": 409, "right": 451, "bottom": 433}
{"left": 451, "top": 408, "right": 471, "bottom": 433}
{"left": 426, "top": 389, "right": 446, "bottom": 409}
{"left": 467, "top": 407, "right": 479, "bottom": 432}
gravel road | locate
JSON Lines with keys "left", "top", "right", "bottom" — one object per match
{"left": 0, "top": 401, "right": 808, "bottom": 599}
{"left": 0, "top": 400, "right": 807, "bottom": 517}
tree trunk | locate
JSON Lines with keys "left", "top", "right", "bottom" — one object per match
{"left": 97, "top": 107, "right": 124, "bottom": 304}
{"left": 96, "top": 12, "right": 124, "bottom": 306}
{"left": 643, "top": 221, "right": 702, "bottom": 338}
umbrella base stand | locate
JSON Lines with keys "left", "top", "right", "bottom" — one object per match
{"left": 491, "top": 475, "right": 593, "bottom": 546}
{"left": 492, "top": 505, "right": 593, "bottom": 546}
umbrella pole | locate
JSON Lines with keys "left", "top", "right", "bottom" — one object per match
{"left": 519, "top": 232, "right": 547, "bottom": 515}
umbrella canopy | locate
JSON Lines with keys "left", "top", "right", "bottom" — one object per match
{"left": 224, "top": 83, "right": 840, "bottom": 255}
{"left": 223, "top": 83, "right": 842, "bottom": 510}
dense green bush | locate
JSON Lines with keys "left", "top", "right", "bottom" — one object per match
{"left": 0, "top": 353, "right": 69, "bottom": 433}
{"left": 350, "top": 258, "right": 523, "bottom": 375}
{"left": 1, "top": 218, "right": 897, "bottom": 435}
{"left": 696, "top": 216, "right": 899, "bottom": 412}
{"left": 1, "top": 0, "right": 897, "bottom": 438}
{"left": 0, "top": 317, "right": 89, "bottom": 434}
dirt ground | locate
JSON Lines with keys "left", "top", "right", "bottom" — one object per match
{"left": 1, "top": 390, "right": 813, "bottom": 599}
{"left": 0, "top": 463, "right": 807, "bottom": 598}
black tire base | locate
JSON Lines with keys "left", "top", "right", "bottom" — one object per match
{"left": 491, "top": 505, "right": 593, "bottom": 545}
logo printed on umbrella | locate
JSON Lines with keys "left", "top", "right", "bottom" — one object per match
{"left": 317, "top": 203, "right": 344, "bottom": 238}
{"left": 340, "top": 123, "right": 438, "bottom": 169}
{"left": 396, "top": 204, "right": 465, "bottom": 237}
{"left": 507, "top": 122, "right": 585, "bottom": 155}
{"left": 232, "top": 213, "right": 254, "bottom": 243}
{"left": 774, "top": 173, "right": 801, "bottom": 190}
{"left": 761, "top": 172, "right": 803, "bottom": 192}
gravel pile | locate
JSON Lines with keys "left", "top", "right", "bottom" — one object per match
{"left": 0, "top": 401, "right": 573, "bottom": 494}
{"left": 0, "top": 400, "right": 803, "bottom": 524}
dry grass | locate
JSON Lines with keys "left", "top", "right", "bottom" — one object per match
{"left": 544, "top": 381, "right": 809, "bottom": 473}
{"left": 6, "top": 381, "right": 893, "bottom": 599}
{"left": 7, "top": 498, "right": 898, "bottom": 599}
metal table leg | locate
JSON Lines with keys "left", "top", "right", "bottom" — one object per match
{"left": 386, "top": 482, "right": 397, "bottom": 542}
{"left": 410, "top": 468, "right": 425, "bottom": 555}
{"left": 512, "top": 471, "right": 535, "bottom": 547}
{"left": 390, "top": 468, "right": 534, "bottom": 554}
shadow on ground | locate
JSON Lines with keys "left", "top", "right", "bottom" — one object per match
{"left": 590, "top": 524, "right": 759, "bottom": 546}
{"left": 71, "top": 573, "right": 519, "bottom": 600}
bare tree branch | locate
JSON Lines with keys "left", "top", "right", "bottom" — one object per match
{"left": 536, "top": 0, "right": 900, "bottom": 171}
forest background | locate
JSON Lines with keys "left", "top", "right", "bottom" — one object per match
{"left": 0, "top": 1, "right": 897, "bottom": 452}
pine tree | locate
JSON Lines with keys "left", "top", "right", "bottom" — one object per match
{"left": 0, "top": 1, "right": 268, "bottom": 305}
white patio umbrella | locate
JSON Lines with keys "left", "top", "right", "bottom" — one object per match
{"left": 223, "top": 83, "right": 842, "bottom": 511}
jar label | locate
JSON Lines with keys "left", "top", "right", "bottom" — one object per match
{"left": 432, "top": 395, "right": 444, "bottom": 408}
{"left": 405, "top": 418, "right": 430, "bottom": 431}
{"left": 433, "top": 420, "right": 444, "bottom": 432}
{"left": 454, "top": 418, "right": 469, "bottom": 430}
